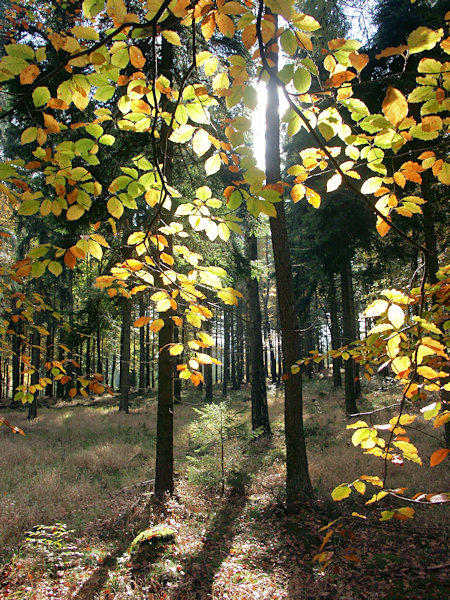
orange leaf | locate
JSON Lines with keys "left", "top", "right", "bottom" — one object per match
{"left": 382, "top": 86, "right": 408, "bottom": 128}
{"left": 20, "top": 64, "right": 39, "bottom": 85}
{"left": 69, "top": 387, "right": 77, "bottom": 398}
{"left": 43, "top": 113, "right": 60, "bottom": 133}
{"left": 129, "top": 46, "right": 146, "bottom": 68}
{"left": 376, "top": 216, "right": 391, "bottom": 237}
{"left": 134, "top": 316, "right": 151, "bottom": 327}
{"left": 375, "top": 45, "right": 407, "bottom": 59}
{"left": 64, "top": 250, "right": 76, "bottom": 269}
{"left": 349, "top": 52, "right": 369, "bottom": 72}
{"left": 430, "top": 448, "right": 449, "bottom": 467}
{"left": 326, "top": 70, "right": 356, "bottom": 87}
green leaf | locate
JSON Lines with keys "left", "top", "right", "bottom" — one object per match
{"left": 293, "top": 68, "right": 311, "bottom": 94}
{"left": 280, "top": 29, "right": 298, "bottom": 56}
{"left": 32, "top": 87, "right": 51, "bottom": 107}
{"left": 83, "top": 0, "right": 104, "bottom": 18}
{"left": 205, "top": 154, "right": 221, "bottom": 176}
{"left": 21, "top": 127, "right": 38, "bottom": 145}
{"left": 187, "top": 102, "right": 208, "bottom": 124}
{"left": 48, "top": 261, "right": 63, "bottom": 277}
{"left": 95, "top": 85, "right": 115, "bottom": 101}
{"left": 227, "top": 190, "right": 242, "bottom": 210}
{"left": 18, "top": 199, "right": 40, "bottom": 215}
{"left": 361, "top": 177, "right": 383, "bottom": 195}
{"left": 99, "top": 134, "right": 115, "bottom": 145}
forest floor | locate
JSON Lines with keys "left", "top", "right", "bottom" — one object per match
{"left": 0, "top": 375, "right": 448, "bottom": 599}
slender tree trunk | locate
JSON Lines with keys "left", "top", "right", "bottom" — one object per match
{"left": 119, "top": 297, "right": 131, "bottom": 412}
{"left": 231, "top": 308, "right": 239, "bottom": 390}
{"left": 347, "top": 263, "right": 360, "bottom": 398}
{"left": 265, "top": 15, "right": 312, "bottom": 505}
{"left": 328, "top": 272, "right": 342, "bottom": 388}
{"left": 139, "top": 294, "right": 146, "bottom": 391}
{"left": 204, "top": 319, "right": 213, "bottom": 403}
{"left": 96, "top": 324, "right": 102, "bottom": 375}
{"left": 222, "top": 309, "right": 230, "bottom": 396}
{"left": 28, "top": 325, "right": 40, "bottom": 420}
{"left": 11, "top": 315, "right": 21, "bottom": 402}
{"left": 340, "top": 261, "right": 358, "bottom": 415}
{"left": 246, "top": 230, "right": 271, "bottom": 434}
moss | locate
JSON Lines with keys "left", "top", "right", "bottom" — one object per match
{"left": 128, "top": 526, "right": 176, "bottom": 565}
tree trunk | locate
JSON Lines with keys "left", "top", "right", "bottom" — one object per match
{"left": 204, "top": 319, "right": 213, "bottom": 403}
{"left": 246, "top": 230, "right": 271, "bottom": 434}
{"left": 155, "top": 36, "right": 175, "bottom": 496}
{"left": 222, "top": 308, "right": 230, "bottom": 396}
{"left": 119, "top": 297, "right": 131, "bottom": 412}
{"left": 265, "top": 15, "right": 312, "bottom": 505}
{"left": 340, "top": 261, "right": 358, "bottom": 415}
{"left": 28, "top": 324, "right": 40, "bottom": 420}
{"left": 139, "top": 294, "right": 146, "bottom": 391}
{"left": 328, "top": 272, "right": 342, "bottom": 388}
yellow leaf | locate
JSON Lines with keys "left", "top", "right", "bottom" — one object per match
{"left": 291, "top": 184, "right": 305, "bottom": 203}
{"left": 169, "top": 343, "right": 184, "bottom": 356}
{"left": 436, "top": 162, "right": 450, "bottom": 185}
{"left": 162, "top": 31, "right": 182, "bottom": 46}
{"left": 353, "top": 481, "right": 366, "bottom": 495}
{"left": 305, "top": 187, "right": 320, "bottom": 208}
{"left": 430, "top": 448, "right": 449, "bottom": 467}
{"left": 145, "top": 189, "right": 160, "bottom": 207}
{"left": 387, "top": 303, "right": 405, "bottom": 329}
{"left": 331, "top": 484, "right": 352, "bottom": 501}
{"left": 376, "top": 216, "right": 391, "bottom": 237}
{"left": 391, "top": 356, "right": 411, "bottom": 374}
{"left": 106, "top": 0, "right": 127, "bottom": 24}
{"left": 397, "top": 507, "right": 415, "bottom": 518}
{"left": 150, "top": 318, "right": 164, "bottom": 332}
{"left": 417, "top": 365, "right": 440, "bottom": 379}
{"left": 407, "top": 27, "right": 443, "bottom": 54}
{"left": 382, "top": 86, "right": 408, "bottom": 128}
{"left": 66, "top": 204, "right": 85, "bottom": 221}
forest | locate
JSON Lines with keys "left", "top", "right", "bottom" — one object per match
{"left": 0, "top": 0, "right": 448, "bottom": 598}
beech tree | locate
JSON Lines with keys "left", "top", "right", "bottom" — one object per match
{"left": 0, "top": 1, "right": 448, "bottom": 520}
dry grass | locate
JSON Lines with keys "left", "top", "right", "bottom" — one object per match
{"left": 1, "top": 374, "right": 448, "bottom": 585}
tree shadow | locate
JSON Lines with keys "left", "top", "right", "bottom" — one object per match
{"left": 170, "top": 434, "right": 274, "bottom": 599}
{"left": 171, "top": 489, "right": 248, "bottom": 599}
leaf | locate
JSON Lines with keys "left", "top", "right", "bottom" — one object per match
{"left": 134, "top": 316, "right": 151, "bottom": 327}
{"left": 291, "top": 184, "right": 305, "bottom": 202}
{"left": 361, "top": 177, "right": 383, "bottom": 195}
{"left": 430, "top": 448, "right": 449, "bottom": 467}
{"left": 106, "top": 0, "right": 126, "bottom": 23}
{"left": 205, "top": 154, "right": 221, "bottom": 176}
{"left": 32, "top": 87, "right": 51, "bottom": 107}
{"left": 293, "top": 68, "right": 311, "bottom": 94}
{"left": 305, "top": 187, "right": 320, "bottom": 208}
{"left": 66, "top": 204, "right": 85, "bottom": 221}
{"left": 331, "top": 484, "right": 352, "bottom": 501}
{"left": 192, "top": 129, "right": 211, "bottom": 157}
{"left": 407, "top": 27, "right": 443, "bottom": 54}
{"left": 129, "top": 46, "right": 146, "bottom": 68}
{"left": 150, "top": 318, "right": 164, "bottom": 332}
{"left": 48, "top": 261, "right": 62, "bottom": 277}
{"left": 353, "top": 481, "right": 366, "bottom": 495}
{"left": 21, "top": 127, "right": 38, "bottom": 145}
{"left": 280, "top": 29, "right": 298, "bottom": 56}
{"left": 20, "top": 64, "right": 39, "bottom": 85}
{"left": 71, "top": 26, "right": 99, "bottom": 40}
{"left": 162, "top": 31, "right": 182, "bottom": 46}
{"left": 169, "top": 343, "right": 184, "bottom": 356}
{"left": 83, "top": 0, "right": 105, "bottom": 18}
{"left": 18, "top": 200, "right": 40, "bottom": 216}
{"left": 382, "top": 86, "right": 408, "bottom": 128}
{"left": 387, "top": 304, "right": 405, "bottom": 329}
{"left": 107, "top": 197, "right": 124, "bottom": 218}
{"left": 364, "top": 299, "right": 388, "bottom": 317}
